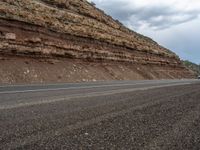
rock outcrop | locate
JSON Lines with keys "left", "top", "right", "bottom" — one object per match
{"left": 0, "top": 0, "right": 195, "bottom": 84}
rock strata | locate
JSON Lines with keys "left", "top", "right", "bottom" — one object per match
{"left": 0, "top": 0, "right": 195, "bottom": 83}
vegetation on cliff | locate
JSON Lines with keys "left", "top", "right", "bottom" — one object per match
{"left": 182, "top": 60, "right": 200, "bottom": 75}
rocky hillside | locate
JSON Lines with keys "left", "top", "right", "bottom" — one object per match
{"left": 0, "top": 0, "right": 195, "bottom": 84}
{"left": 182, "top": 60, "right": 200, "bottom": 76}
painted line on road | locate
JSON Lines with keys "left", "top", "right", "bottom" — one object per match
{"left": 0, "top": 80, "right": 141, "bottom": 88}
{"left": 0, "top": 80, "right": 195, "bottom": 94}
{"left": 0, "top": 82, "right": 191, "bottom": 110}
{"left": 0, "top": 82, "right": 177, "bottom": 94}
{"left": 0, "top": 79, "right": 160, "bottom": 88}
{"left": 0, "top": 79, "right": 196, "bottom": 88}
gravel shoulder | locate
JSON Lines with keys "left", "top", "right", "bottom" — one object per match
{"left": 0, "top": 83, "right": 200, "bottom": 149}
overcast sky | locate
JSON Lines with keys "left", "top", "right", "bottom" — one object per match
{"left": 88, "top": 0, "right": 200, "bottom": 64}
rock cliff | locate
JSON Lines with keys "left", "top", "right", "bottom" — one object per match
{"left": 0, "top": 0, "right": 194, "bottom": 84}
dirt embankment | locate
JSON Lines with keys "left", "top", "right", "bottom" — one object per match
{"left": 0, "top": 55, "right": 194, "bottom": 84}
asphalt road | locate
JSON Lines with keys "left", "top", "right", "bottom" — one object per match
{"left": 0, "top": 79, "right": 200, "bottom": 149}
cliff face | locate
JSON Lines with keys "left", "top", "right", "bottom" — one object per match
{"left": 0, "top": 0, "right": 194, "bottom": 84}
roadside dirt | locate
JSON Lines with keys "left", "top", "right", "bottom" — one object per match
{"left": 0, "top": 55, "right": 194, "bottom": 84}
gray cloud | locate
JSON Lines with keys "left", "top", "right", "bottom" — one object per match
{"left": 90, "top": 0, "right": 200, "bottom": 30}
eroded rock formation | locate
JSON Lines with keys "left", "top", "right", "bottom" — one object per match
{"left": 0, "top": 0, "right": 195, "bottom": 83}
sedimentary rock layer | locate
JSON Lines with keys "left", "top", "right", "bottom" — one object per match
{"left": 0, "top": 0, "right": 195, "bottom": 83}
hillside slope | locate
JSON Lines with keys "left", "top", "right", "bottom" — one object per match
{"left": 182, "top": 60, "right": 200, "bottom": 76}
{"left": 0, "top": 0, "right": 195, "bottom": 84}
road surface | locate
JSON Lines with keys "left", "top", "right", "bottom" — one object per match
{"left": 0, "top": 79, "right": 200, "bottom": 149}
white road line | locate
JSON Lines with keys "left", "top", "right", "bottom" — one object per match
{"left": 0, "top": 80, "right": 134, "bottom": 88}
{"left": 0, "top": 82, "right": 192, "bottom": 110}
{"left": 0, "top": 81, "right": 191, "bottom": 94}
{"left": 0, "top": 79, "right": 193, "bottom": 88}
{"left": 0, "top": 82, "right": 158, "bottom": 94}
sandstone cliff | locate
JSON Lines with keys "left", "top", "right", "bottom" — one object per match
{"left": 0, "top": 0, "right": 194, "bottom": 84}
